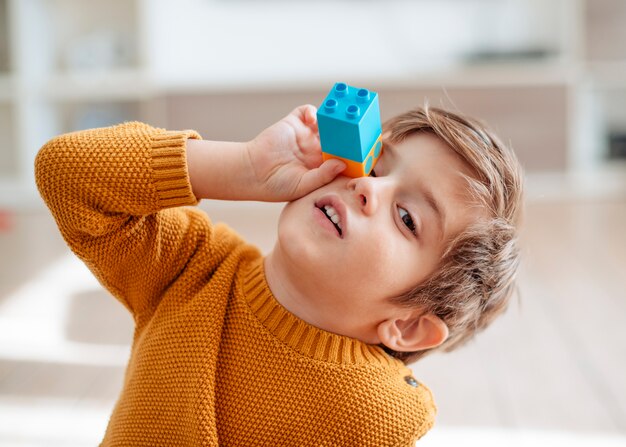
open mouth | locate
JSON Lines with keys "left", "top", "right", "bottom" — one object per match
{"left": 318, "top": 204, "right": 343, "bottom": 236}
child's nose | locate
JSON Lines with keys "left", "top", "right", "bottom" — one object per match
{"left": 347, "top": 176, "right": 388, "bottom": 216}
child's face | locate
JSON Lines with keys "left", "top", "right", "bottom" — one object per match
{"left": 272, "top": 132, "right": 483, "bottom": 342}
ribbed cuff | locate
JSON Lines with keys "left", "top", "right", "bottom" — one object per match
{"left": 151, "top": 129, "right": 203, "bottom": 209}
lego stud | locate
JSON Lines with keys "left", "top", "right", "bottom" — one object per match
{"left": 356, "top": 88, "right": 370, "bottom": 103}
{"left": 324, "top": 99, "right": 338, "bottom": 113}
{"left": 346, "top": 104, "right": 360, "bottom": 119}
{"left": 334, "top": 83, "right": 348, "bottom": 97}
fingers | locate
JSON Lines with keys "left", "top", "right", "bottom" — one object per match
{"left": 304, "top": 105, "right": 317, "bottom": 126}
{"left": 292, "top": 104, "right": 319, "bottom": 133}
{"left": 297, "top": 158, "right": 346, "bottom": 196}
{"left": 304, "top": 105, "right": 319, "bottom": 136}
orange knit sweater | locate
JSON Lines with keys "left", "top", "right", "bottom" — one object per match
{"left": 35, "top": 122, "right": 436, "bottom": 446}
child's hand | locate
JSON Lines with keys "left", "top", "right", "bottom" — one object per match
{"left": 246, "top": 105, "right": 346, "bottom": 202}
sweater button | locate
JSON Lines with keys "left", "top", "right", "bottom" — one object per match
{"left": 404, "top": 376, "right": 419, "bottom": 387}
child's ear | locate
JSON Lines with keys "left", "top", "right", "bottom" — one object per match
{"left": 377, "top": 312, "right": 449, "bottom": 353}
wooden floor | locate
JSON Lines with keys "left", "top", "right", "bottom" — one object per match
{"left": 0, "top": 197, "right": 625, "bottom": 445}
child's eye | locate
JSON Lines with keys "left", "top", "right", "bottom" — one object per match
{"left": 398, "top": 206, "right": 417, "bottom": 235}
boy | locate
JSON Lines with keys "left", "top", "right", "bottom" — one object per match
{"left": 35, "top": 103, "right": 523, "bottom": 446}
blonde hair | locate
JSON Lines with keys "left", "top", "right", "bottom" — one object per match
{"left": 382, "top": 106, "right": 524, "bottom": 364}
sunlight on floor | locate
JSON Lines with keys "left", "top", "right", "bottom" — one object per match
{"left": 1, "top": 395, "right": 625, "bottom": 447}
{"left": 422, "top": 426, "right": 626, "bottom": 447}
{"left": 0, "top": 254, "right": 129, "bottom": 367}
{"left": 1, "top": 252, "right": 625, "bottom": 446}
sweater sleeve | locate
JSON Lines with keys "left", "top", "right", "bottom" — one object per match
{"left": 34, "top": 121, "right": 216, "bottom": 320}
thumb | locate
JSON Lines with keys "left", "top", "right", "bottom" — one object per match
{"left": 296, "top": 159, "right": 346, "bottom": 196}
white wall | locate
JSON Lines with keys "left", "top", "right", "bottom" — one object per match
{"left": 143, "top": 0, "right": 565, "bottom": 89}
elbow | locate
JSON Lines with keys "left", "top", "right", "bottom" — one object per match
{"left": 34, "top": 135, "right": 65, "bottom": 202}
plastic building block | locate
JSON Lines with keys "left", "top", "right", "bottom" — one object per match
{"left": 317, "top": 82, "right": 383, "bottom": 177}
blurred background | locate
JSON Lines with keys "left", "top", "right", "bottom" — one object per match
{"left": 0, "top": 0, "right": 625, "bottom": 445}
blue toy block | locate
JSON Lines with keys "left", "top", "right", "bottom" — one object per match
{"left": 317, "top": 82, "right": 383, "bottom": 177}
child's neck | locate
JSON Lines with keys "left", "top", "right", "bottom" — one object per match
{"left": 262, "top": 248, "right": 382, "bottom": 345}
{"left": 263, "top": 250, "right": 328, "bottom": 331}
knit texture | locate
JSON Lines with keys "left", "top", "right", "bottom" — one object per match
{"left": 35, "top": 122, "right": 436, "bottom": 446}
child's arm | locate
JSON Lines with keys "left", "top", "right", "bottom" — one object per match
{"left": 35, "top": 106, "right": 343, "bottom": 322}
{"left": 35, "top": 122, "right": 207, "bottom": 320}
{"left": 186, "top": 104, "right": 345, "bottom": 202}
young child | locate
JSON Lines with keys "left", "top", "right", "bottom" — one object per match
{"left": 35, "top": 103, "right": 523, "bottom": 446}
